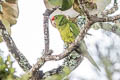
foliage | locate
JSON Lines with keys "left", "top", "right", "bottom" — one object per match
{"left": 16, "top": 73, "right": 31, "bottom": 80}
{"left": 1, "top": 0, "right": 120, "bottom": 80}
{"left": 48, "top": 0, "right": 74, "bottom": 11}
{"left": 44, "top": 66, "right": 70, "bottom": 80}
{"left": 0, "top": 55, "right": 15, "bottom": 80}
{"left": 0, "top": 0, "right": 19, "bottom": 42}
{"left": 0, "top": 55, "right": 32, "bottom": 80}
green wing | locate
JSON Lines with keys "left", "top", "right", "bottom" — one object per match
{"left": 54, "top": 15, "right": 68, "bottom": 27}
{"left": 68, "top": 22, "right": 79, "bottom": 38}
{"left": 54, "top": 15, "right": 79, "bottom": 44}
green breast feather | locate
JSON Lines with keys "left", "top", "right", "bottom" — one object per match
{"left": 54, "top": 15, "right": 79, "bottom": 44}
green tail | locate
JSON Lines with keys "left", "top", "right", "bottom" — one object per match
{"left": 76, "top": 40, "right": 100, "bottom": 71}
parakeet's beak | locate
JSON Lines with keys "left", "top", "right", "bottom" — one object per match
{"left": 51, "top": 16, "right": 55, "bottom": 21}
{"left": 51, "top": 16, "right": 56, "bottom": 28}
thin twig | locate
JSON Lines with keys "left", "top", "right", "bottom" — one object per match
{"left": 29, "top": 7, "right": 58, "bottom": 76}
{"left": 43, "top": 8, "right": 58, "bottom": 55}
{"left": 102, "top": 3, "right": 118, "bottom": 16}
{"left": 42, "top": 55, "right": 83, "bottom": 79}
{"left": 90, "top": 14, "right": 120, "bottom": 23}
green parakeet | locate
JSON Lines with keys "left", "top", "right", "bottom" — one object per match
{"left": 51, "top": 15, "right": 100, "bottom": 71}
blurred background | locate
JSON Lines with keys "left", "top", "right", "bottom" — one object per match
{"left": 0, "top": 0, "right": 120, "bottom": 80}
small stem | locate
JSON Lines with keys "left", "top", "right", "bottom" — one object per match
{"left": 43, "top": 8, "right": 58, "bottom": 55}
{"left": 43, "top": 15, "right": 49, "bottom": 55}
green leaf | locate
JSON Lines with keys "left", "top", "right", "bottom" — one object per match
{"left": 45, "top": 74, "right": 62, "bottom": 80}
{"left": 0, "top": 56, "right": 4, "bottom": 64}
{"left": 48, "top": 0, "right": 62, "bottom": 7}
{"left": 16, "top": 73, "right": 32, "bottom": 80}
{"left": 0, "top": 1, "right": 18, "bottom": 43}
{"left": 63, "top": 66, "right": 71, "bottom": 75}
{"left": 60, "top": 0, "right": 74, "bottom": 11}
{"left": 7, "top": 55, "right": 11, "bottom": 62}
{"left": 48, "top": 0, "right": 74, "bottom": 11}
{"left": 0, "top": 36, "right": 3, "bottom": 43}
{"left": 0, "top": 55, "right": 15, "bottom": 80}
{"left": 9, "top": 68, "right": 15, "bottom": 74}
{"left": 0, "top": 64, "right": 6, "bottom": 71}
{"left": 1, "top": 1, "right": 19, "bottom": 26}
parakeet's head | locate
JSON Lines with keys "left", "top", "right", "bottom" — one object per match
{"left": 51, "top": 15, "right": 68, "bottom": 28}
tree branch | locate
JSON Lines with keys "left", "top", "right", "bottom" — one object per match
{"left": 77, "top": 0, "right": 91, "bottom": 19}
{"left": 90, "top": 14, "right": 120, "bottom": 23}
{"left": 29, "top": 21, "right": 93, "bottom": 76}
{"left": 43, "top": 8, "right": 58, "bottom": 55}
{"left": 0, "top": 21, "right": 32, "bottom": 72}
{"left": 92, "top": 22, "right": 120, "bottom": 37}
{"left": 42, "top": 54, "right": 83, "bottom": 79}
{"left": 102, "top": 3, "right": 118, "bottom": 16}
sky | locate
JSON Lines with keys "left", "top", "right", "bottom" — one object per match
{"left": 0, "top": 0, "right": 120, "bottom": 80}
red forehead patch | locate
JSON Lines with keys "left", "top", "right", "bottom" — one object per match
{"left": 51, "top": 16, "right": 55, "bottom": 21}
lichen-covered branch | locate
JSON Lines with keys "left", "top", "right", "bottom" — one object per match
{"left": 27, "top": 8, "right": 58, "bottom": 80}
{"left": 29, "top": 21, "right": 93, "bottom": 77}
{"left": 92, "top": 22, "right": 120, "bottom": 37}
{"left": 43, "top": 8, "right": 58, "bottom": 55}
{"left": 42, "top": 52, "right": 83, "bottom": 79}
{"left": 0, "top": 21, "right": 32, "bottom": 72}
{"left": 77, "top": 0, "right": 91, "bottom": 19}
{"left": 90, "top": 14, "right": 120, "bottom": 23}
{"left": 102, "top": 3, "right": 118, "bottom": 16}
{"left": 30, "top": 8, "right": 58, "bottom": 72}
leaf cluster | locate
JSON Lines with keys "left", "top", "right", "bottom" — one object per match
{"left": 0, "top": 55, "right": 15, "bottom": 80}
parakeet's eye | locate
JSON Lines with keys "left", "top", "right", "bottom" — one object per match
{"left": 55, "top": 16, "right": 57, "bottom": 19}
